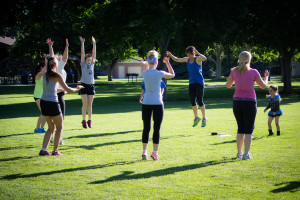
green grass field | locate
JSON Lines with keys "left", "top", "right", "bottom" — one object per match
{"left": 0, "top": 77, "right": 299, "bottom": 199}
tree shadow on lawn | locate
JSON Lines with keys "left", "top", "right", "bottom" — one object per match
{"left": 211, "top": 136, "right": 264, "bottom": 145}
{"left": 0, "top": 145, "right": 35, "bottom": 151}
{"left": 271, "top": 181, "right": 300, "bottom": 193}
{"left": 66, "top": 130, "right": 141, "bottom": 140}
{"left": 89, "top": 158, "right": 236, "bottom": 184}
{"left": 0, "top": 132, "right": 35, "bottom": 139}
{"left": 0, "top": 156, "right": 35, "bottom": 162}
{"left": 69, "top": 134, "right": 192, "bottom": 150}
{"left": 0, "top": 160, "right": 139, "bottom": 180}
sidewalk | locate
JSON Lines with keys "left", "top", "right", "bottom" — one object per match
{"left": 167, "top": 83, "right": 226, "bottom": 91}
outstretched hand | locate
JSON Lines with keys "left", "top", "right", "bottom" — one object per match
{"left": 65, "top": 38, "right": 69, "bottom": 47}
{"left": 264, "top": 70, "right": 269, "bottom": 78}
{"left": 76, "top": 85, "right": 84, "bottom": 90}
{"left": 46, "top": 38, "right": 54, "bottom": 46}
{"left": 79, "top": 36, "right": 85, "bottom": 43}
{"left": 166, "top": 51, "right": 170, "bottom": 56}
{"left": 163, "top": 57, "right": 170, "bottom": 64}
{"left": 92, "top": 36, "right": 96, "bottom": 43}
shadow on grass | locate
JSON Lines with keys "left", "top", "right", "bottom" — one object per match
{"left": 211, "top": 136, "right": 264, "bottom": 145}
{"left": 271, "top": 181, "right": 300, "bottom": 193}
{"left": 70, "top": 134, "right": 192, "bottom": 150}
{"left": 0, "top": 145, "right": 35, "bottom": 151}
{"left": 0, "top": 156, "right": 35, "bottom": 162}
{"left": 0, "top": 132, "right": 35, "bottom": 138}
{"left": 66, "top": 130, "right": 141, "bottom": 140}
{"left": 90, "top": 158, "right": 236, "bottom": 184}
{"left": 0, "top": 160, "right": 139, "bottom": 180}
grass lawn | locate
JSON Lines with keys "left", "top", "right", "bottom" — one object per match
{"left": 0, "top": 76, "right": 299, "bottom": 199}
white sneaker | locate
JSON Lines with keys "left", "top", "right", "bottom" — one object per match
{"left": 237, "top": 153, "right": 243, "bottom": 159}
{"left": 242, "top": 153, "right": 252, "bottom": 160}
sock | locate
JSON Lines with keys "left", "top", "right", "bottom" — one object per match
{"left": 42, "top": 148, "right": 47, "bottom": 151}
{"left": 153, "top": 151, "right": 158, "bottom": 155}
{"left": 277, "top": 131, "right": 280, "bottom": 135}
{"left": 143, "top": 150, "right": 147, "bottom": 155}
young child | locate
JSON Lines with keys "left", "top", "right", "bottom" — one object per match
{"left": 264, "top": 85, "right": 282, "bottom": 136}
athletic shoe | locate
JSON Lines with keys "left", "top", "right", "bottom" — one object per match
{"left": 237, "top": 153, "right": 243, "bottom": 159}
{"left": 40, "top": 128, "right": 47, "bottom": 133}
{"left": 50, "top": 136, "right": 54, "bottom": 143}
{"left": 192, "top": 117, "right": 201, "bottom": 127}
{"left": 242, "top": 153, "right": 252, "bottom": 160}
{"left": 82, "top": 120, "right": 87, "bottom": 129}
{"left": 151, "top": 152, "right": 159, "bottom": 161}
{"left": 39, "top": 150, "right": 51, "bottom": 156}
{"left": 34, "top": 128, "right": 43, "bottom": 133}
{"left": 87, "top": 120, "right": 92, "bottom": 128}
{"left": 201, "top": 118, "right": 207, "bottom": 127}
{"left": 52, "top": 151, "right": 62, "bottom": 156}
{"left": 142, "top": 154, "right": 148, "bottom": 160}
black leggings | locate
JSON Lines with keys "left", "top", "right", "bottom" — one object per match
{"left": 233, "top": 100, "right": 257, "bottom": 135}
{"left": 57, "top": 92, "right": 65, "bottom": 119}
{"left": 142, "top": 104, "right": 164, "bottom": 144}
{"left": 189, "top": 83, "right": 204, "bottom": 107}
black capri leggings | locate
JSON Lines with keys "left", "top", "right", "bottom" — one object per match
{"left": 57, "top": 92, "right": 65, "bottom": 119}
{"left": 233, "top": 100, "right": 257, "bottom": 135}
{"left": 142, "top": 104, "right": 164, "bottom": 144}
{"left": 189, "top": 83, "right": 204, "bottom": 107}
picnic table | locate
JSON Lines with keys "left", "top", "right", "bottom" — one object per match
{"left": 126, "top": 73, "right": 138, "bottom": 82}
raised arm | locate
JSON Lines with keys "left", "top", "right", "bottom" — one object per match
{"left": 166, "top": 51, "right": 188, "bottom": 63}
{"left": 256, "top": 70, "right": 269, "bottom": 89}
{"left": 162, "top": 57, "right": 175, "bottom": 79}
{"left": 79, "top": 36, "right": 85, "bottom": 63}
{"left": 62, "top": 39, "right": 69, "bottom": 63}
{"left": 195, "top": 48, "right": 207, "bottom": 65}
{"left": 92, "top": 36, "right": 96, "bottom": 63}
{"left": 46, "top": 38, "right": 54, "bottom": 57}
{"left": 35, "top": 58, "right": 47, "bottom": 80}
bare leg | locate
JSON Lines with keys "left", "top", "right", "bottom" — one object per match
{"left": 81, "top": 95, "right": 88, "bottom": 121}
{"left": 42, "top": 116, "right": 55, "bottom": 149}
{"left": 192, "top": 105, "right": 198, "bottom": 118}
{"left": 143, "top": 143, "right": 148, "bottom": 151}
{"left": 244, "top": 134, "right": 253, "bottom": 155}
{"left": 275, "top": 116, "right": 280, "bottom": 131}
{"left": 35, "top": 99, "right": 46, "bottom": 129}
{"left": 153, "top": 143, "right": 159, "bottom": 152}
{"left": 268, "top": 116, "right": 274, "bottom": 130}
{"left": 52, "top": 114, "right": 63, "bottom": 152}
{"left": 87, "top": 95, "right": 94, "bottom": 121}
{"left": 199, "top": 105, "right": 206, "bottom": 119}
{"left": 236, "top": 133, "right": 245, "bottom": 154}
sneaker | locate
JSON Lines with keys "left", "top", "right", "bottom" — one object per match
{"left": 242, "top": 153, "right": 252, "bottom": 160}
{"left": 40, "top": 128, "right": 47, "bottom": 133}
{"left": 82, "top": 120, "right": 87, "bottom": 129}
{"left": 151, "top": 152, "right": 159, "bottom": 161}
{"left": 39, "top": 150, "right": 51, "bottom": 156}
{"left": 87, "top": 120, "right": 92, "bottom": 128}
{"left": 277, "top": 131, "right": 280, "bottom": 136}
{"left": 52, "top": 151, "right": 62, "bottom": 156}
{"left": 50, "top": 136, "right": 54, "bottom": 143}
{"left": 142, "top": 154, "right": 148, "bottom": 160}
{"left": 201, "top": 118, "right": 207, "bottom": 127}
{"left": 34, "top": 128, "right": 43, "bottom": 133}
{"left": 192, "top": 117, "right": 201, "bottom": 127}
{"left": 237, "top": 153, "right": 243, "bottom": 159}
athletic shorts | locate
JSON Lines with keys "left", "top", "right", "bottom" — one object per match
{"left": 79, "top": 83, "right": 95, "bottom": 95}
{"left": 34, "top": 97, "right": 40, "bottom": 101}
{"left": 40, "top": 99, "right": 61, "bottom": 116}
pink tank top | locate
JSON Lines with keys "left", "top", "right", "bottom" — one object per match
{"left": 230, "top": 68, "right": 261, "bottom": 100}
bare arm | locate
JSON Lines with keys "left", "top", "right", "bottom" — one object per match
{"left": 62, "top": 39, "right": 69, "bottom": 63}
{"left": 92, "top": 36, "right": 96, "bottom": 63}
{"left": 195, "top": 49, "right": 207, "bottom": 65}
{"left": 56, "top": 74, "right": 83, "bottom": 93}
{"left": 79, "top": 36, "right": 85, "bottom": 63}
{"left": 166, "top": 51, "right": 188, "bottom": 63}
{"left": 163, "top": 57, "right": 175, "bottom": 79}
{"left": 35, "top": 58, "right": 47, "bottom": 80}
{"left": 226, "top": 74, "right": 234, "bottom": 88}
{"left": 256, "top": 70, "right": 269, "bottom": 89}
{"left": 139, "top": 89, "right": 144, "bottom": 104}
{"left": 46, "top": 38, "right": 54, "bottom": 57}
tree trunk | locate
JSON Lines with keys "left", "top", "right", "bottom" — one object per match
{"left": 280, "top": 49, "right": 293, "bottom": 94}
{"left": 214, "top": 43, "right": 223, "bottom": 80}
{"left": 158, "top": 37, "right": 170, "bottom": 100}
{"left": 107, "top": 58, "right": 118, "bottom": 81}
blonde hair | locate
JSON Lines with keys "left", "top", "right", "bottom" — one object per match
{"left": 232, "top": 51, "right": 252, "bottom": 74}
{"left": 147, "top": 50, "right": 159, "bottom": 65}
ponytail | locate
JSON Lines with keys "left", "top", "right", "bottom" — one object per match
{"left": 233, "top": 51, "right": 252, "bottom": 74}
{"left": 45, "top": 57, "right": 59, "bottom": 83}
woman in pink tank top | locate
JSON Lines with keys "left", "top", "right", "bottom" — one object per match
{"left": 226, "top": 51, "right": 269, "bottom": 160}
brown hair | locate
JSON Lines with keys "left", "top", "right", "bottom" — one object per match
{"left": 85, "top": 54, "right": 92, "bottom": 61}
{"left": 185, "top": 46, "right": 196, "bottom": 55}
{"left": 46, "top": 57, "right": 59, "bottom": 83}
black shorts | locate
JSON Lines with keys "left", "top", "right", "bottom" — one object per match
{"left": 79, "top": 83, "right": 95, "bottom": 95}
{"left": 34, "top": 97, "right": 40, "bottom": 101}
{"left": 233, "top": 100, "right": 257, "bottom": 135}
{"left": 40, "top": 99, "right": 62, "bottom": 116}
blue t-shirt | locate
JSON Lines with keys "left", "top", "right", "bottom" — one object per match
{"left": 187, "top": 56, "right": 204, "bottom": 85}
{"left": 141, "top": 80, "right": 166, "bottom": 92}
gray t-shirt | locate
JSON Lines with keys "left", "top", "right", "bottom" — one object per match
{"left": 142, "top": 68, "right": 165, "bottom": 105}
{"left": 80, "top": 60, "right": 95, "bottom": 84}
{"left": 41, "top": 76, "right": 58, "bottom": 102}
